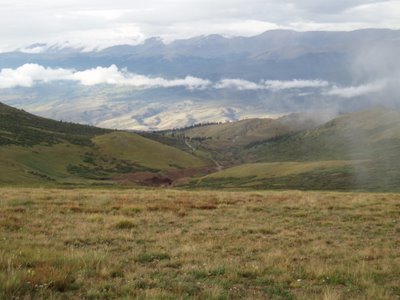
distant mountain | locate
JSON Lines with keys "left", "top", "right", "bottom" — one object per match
{"left": 2, "top": 29, "right": 399, "bottom": 82}
{"left": 1, "top": 29, "right": 400, "bottom": 130}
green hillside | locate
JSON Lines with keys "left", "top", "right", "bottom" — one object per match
{"left": 0, "top": 102, "right": 208, "bottom": 186}
{"left": 152, "top": 113, "right": 325, "bottom": 167}
{"left": 93, "top": 132, "right": 206, "bottom": 170}
{"left": 190, "top": 107, "right": 400, "bottom": 191}
{"left": 0, "top": 144, "right": 91, "bottom": 185}
{"left": 0, "top": 102, "right": 108, "bottom": 147}
{"left": 189, "top": 161, "right": 357, "bottom": 190}
{"left": 245, "top": 107, "right": 400, "bottom": 162}
{"left": 3, "top": 101, "right": 400, "bottom": 191}
{"left": 180, "top": 113, "right": 322, "bottom": 149}
{"left": 191, "top": 159, "right": 400, "bottom": 191}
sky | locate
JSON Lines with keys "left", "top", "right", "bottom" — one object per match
{"left": 1, "top": 0, "right": 400, "bottom": 51}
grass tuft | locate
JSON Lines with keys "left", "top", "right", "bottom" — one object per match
{"left": 135, "top": 253, "right": 171, "bottom": 264}
{"left": 114, "top": 220, "right": 136, "bottom": 229}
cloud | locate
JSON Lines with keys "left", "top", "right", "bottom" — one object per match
{"left": 1, "top": 64, "right": 396, "bottom": 102}
{"left": 71, "top": 65, "right": 212, "bottom": 89}
{"left": 71, "top": 65, "right": 125, "bottom": 85}
{"left": 0, "top": 64, "right": 72, "bottom": 89}
{"left": 325, "top": 81, "right": 387, "bottom": 98}
{"left": 264, "top": 79, "right": 330, "bottom": 90}
{"left": 0, "top": 64, "right": 211, "bottom": 90}
{"left": 0, "top": 1, "right": 399, "bottom": 51}
{"left": 215, "top": 78, "right": 330, "bottom": 91}
{"left": 288, "top": 0, "right": 388, "bottom": 14}
{"left": 19, "top": 45, "right": 48, "bottom": 54}
{"left": 0, "top": 64, "right": 332, "bottom": 91}
{"left": 214, "top": 79, "right": 262, "bottom": 90}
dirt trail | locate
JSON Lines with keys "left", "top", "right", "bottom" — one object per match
{"left": 185, "top": 139, "right": 222, "bottom": 172}
{"left": 211, "top": 157, "right": 223, "bottom": 172}
{"left": 184, "top": 139, "right": 196, "bottom": 152}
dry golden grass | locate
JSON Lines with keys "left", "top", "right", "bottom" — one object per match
{"left": 0, "top": 188, "right": 399, "bottom": 299}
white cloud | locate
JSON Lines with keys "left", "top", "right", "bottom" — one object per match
{"left": 215, "top": 78, "right": 330, "bottom": 91}
{"left": 264, "top": 79, "right": 330, "bottom": 90}
{"left": 71, "top": 65, "right": 212, "bottom": 89}
{"left": 0, "top": 64, "right": 211, "bottom": 90}
{"left": 325, "top": 81, "right": 387, "bottom": 98}
{"left": 215, "top": 79, "right": 262, "bottom": 90}
{"left": 0, "top": 64, "right": 72, "bottom": 89}
{"left": 19, "top": 45, "right": 48, "bottom": 54}
{"left": 0, "top": 64, "right": 396, "bottom": 100}
{"left": 71, "top": 65, "right": 125, "bottom": 85}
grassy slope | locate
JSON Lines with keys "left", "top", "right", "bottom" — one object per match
{"left": 93, "top": 132, "right": 206, "bottom": 170}
{"left": 1, "top": 188, "right": 399, "bottom": 299}
{"left": 190, "top": 161, "right": 359, "bottom": 190}
{"left": 0, "top": 144, "right": 90, "bottom": 186}
{"left": 204, "top": 161, "right": 351, "bottom": 179}
{"left": 152, "top": 113, "right": 327, "bottom": 167}
{"left": 0, "top": 102, "right": 108, "bottom": 147}
{"left": 246, "top": 108, "right": 400, "bottom": 162}
{"left": 181, "top": 113, "right": 321, "bottom": 149}
{"left": 0, "top": 102, "right": 208, "bottom": 186}
{"left": 3, "top": 101, "right": 400, "bottom": 190}
{"left": 190, "top": 108, "right": 400, "bottom": 191}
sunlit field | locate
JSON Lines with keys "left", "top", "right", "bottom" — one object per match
{"left": 1, "top": 188, "right": 399, "bottom": 299}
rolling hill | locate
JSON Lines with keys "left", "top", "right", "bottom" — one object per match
{"left": 186, "top": 107, "right": 400, "bottom": 191}
{"left": 179, "top": 112, "right": 328, "bottom": 148}
{"left": 245, "top": 107, "right": 400, "bottom": 162}
{"left": 0, "top": 102, "right": 209, "bottom": 186}
{"left": 0, "top": 102, "right": 109, "bottom": 147}
{"left": 154, "top": 112, "right": 329, "bottom": 167}
{"left": 2, "top": 101, "right": 400, "bottom": 191}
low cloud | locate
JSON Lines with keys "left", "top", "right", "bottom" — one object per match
{"left": 3, "top": 64, "right": 391, "bottom": 100}
{"left": 0, "top": 64, "right": 72, "bottom": 89}
{"left": 0, "top": 64, "right": 333, "bottom": 92}
{"left": 0, "top": 64, "right": 211, "bottom": 90}
{"left": 215, "top": 78, "right": 330, "bottom": 91}
{"left": 214, "top": 79, "right": 262, "bottom": 90}
{"left": 264, "top": 79, "right": 330, "bottom": 90}
{"left": 325, "top": 80, "right": 387, "bottom": 98}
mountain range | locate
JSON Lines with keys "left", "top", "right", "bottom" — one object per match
{"left": 1, "top": 29, "right": 400, "bottom": 130}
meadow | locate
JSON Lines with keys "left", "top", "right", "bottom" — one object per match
{"left": 0, "top": 188, "right": 399, "bottom": 299}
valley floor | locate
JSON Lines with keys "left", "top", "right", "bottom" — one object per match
{"left": 0, "top": 188, "right": 399, "bottom": 299}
